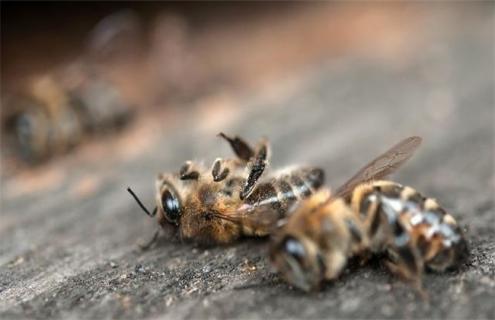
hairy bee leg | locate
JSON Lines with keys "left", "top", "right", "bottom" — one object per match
{"left": 240, "top": 141, "right": 269, "bottom": 200}
{"left": 138, "top": 229, "right": 160, "bottom": 251}
{"left": 180, "top": 161, "right": 200, "bottom": 180}
{"left": 211, "top": 158, "right": 230, "bottom": 182}
{"left": 384, "top": 259, "right": 428, "bottom": 300}
{"left": 218, "top": 132, "right": 254, "bottom": 161}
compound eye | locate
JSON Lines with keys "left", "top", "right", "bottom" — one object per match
{"left": 283, "top": 236, "right": 306, "bottom": 262}
{"left": 161, "top": 189, "right": 181, "bottom": 224}
{"left": 14, "top": 113, "right": 40, "bottom": 160}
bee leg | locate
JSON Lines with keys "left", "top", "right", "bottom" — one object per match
{"left": 357, "top": 249, "right": 373, "bottom": 267}
{"left": 384, "top": 249, "right": 428, "bottom": 300}
{"left": 180, "top": 161, "right": 200, "bottom": 180}
{"left": 240, "top": 141, "right": 269, "bottom": 200}
{"left": 138, "top": 229, "right": 160, "bottom": 251}
{"left": 218, "top": 132, "right": 255, "bottom": 161}
{"left": 211, "top": 158, "right": 230, "bottom": 182}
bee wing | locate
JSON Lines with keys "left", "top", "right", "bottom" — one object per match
{"left": 334, "top": 136, "right": 422, "bottom": 199}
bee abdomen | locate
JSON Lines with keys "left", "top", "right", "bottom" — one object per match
{"left": 277, "top": 179, "right": 298, "bottom": 210}
{"left": 287, "top": 167, "right": 324, "bottom": 198}
{"left": 353, "top": 181, "right": 419, "bottom": 224}
{"left": 244, "top": 167, "right": 324, "bottom": 217}
{"left": 245, "top": 183, "right": 283, "bottom": 214}
{"left": 304, "top": 167, "right": 325, "bottom": 190}
{"left": 352, "top": 180, "right": 466, "bottom": 270}
{"left": 277, "top": 167, "right": 324, "bottom": 209}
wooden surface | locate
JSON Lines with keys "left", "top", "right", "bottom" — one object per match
{"left": 1, "top": 4, "right": 494, "bottom": 319}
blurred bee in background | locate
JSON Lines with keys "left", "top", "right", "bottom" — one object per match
{"left": 2, "top": 71, "right": 134, "bottom": 163}
{"left": 1, "top": 10, "right": 140, "bottom": 165}
{"left": 268, "top": 136, "right": 468, "bottom": 296}
{"left": 127, "top": 133, "right": 325, "bottom": 247}
{"left": 2, "top": 76, "right": 82, "bottom": 161}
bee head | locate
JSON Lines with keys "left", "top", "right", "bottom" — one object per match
{"left": 156, "top": 175, "right": 183, "bottom": 226}
{"left": 4, "top": 100, "right": 50, "bottom": 162}
{"left": 269, "top": 235, "right": 325, "bottom": 292}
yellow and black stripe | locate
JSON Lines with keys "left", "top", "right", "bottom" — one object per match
{"left": 349, "top": 180, "right": 467, "bottom": 274}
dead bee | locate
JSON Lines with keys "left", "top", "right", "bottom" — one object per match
{"left": 268, "top": 136, "right": 468, "bottom": 295}
{"left": 127, "top": 133, "right": 325, "bottom": 246}
{"left": 3, "top": 76, "right": 84, "bottom": 162}
{"left": 2, "top": 73, "right": 133, "bottom": 163}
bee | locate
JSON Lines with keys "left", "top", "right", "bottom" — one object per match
{"left": 265, "top": 136, "right": 467, "bottom": 295}
{"left": 2, "top": 72, "right": 133, "bottom": 163}
{"left": 3, "top": 75, "right": 84, "bottom": 162}
{"left": 127, "top": 133, "right": 325, "bottom": 247}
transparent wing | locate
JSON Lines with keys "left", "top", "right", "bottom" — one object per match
{"left": 334, "top": 136, "right": 422, "bottom": 199}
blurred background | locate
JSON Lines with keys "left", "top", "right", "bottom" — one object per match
{"left": 2, "top": 2, "right": 491, "bottom": 188}
{"left": 1, "top": 2, "right": 494, "bottom": 319}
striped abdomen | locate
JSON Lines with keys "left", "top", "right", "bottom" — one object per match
{"left": 350, "top": 181, "right": 468, "bottom": 272}
{"left": 243, "top": 167, "right": 325, "bottom": 216}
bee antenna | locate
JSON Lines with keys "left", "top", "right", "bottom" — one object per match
{"left": 127, "top": 187, "right": 157, "bottom": 217}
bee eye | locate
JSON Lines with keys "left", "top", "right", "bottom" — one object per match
{"left": 283, "top": 236, "right": 306, "bottom": 262}
{"left": 161, "top": 189, "right": 181, "bottom": 224}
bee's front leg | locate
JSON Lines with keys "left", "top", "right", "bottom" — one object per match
{"left": 384, "top": 247, "right": 428, "bottom": 300}
{"left": 211, "top": 158, "right": 231, "bottom": 182}
{"left": 179, "top": 161, "right": 200, "bottom": 180}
